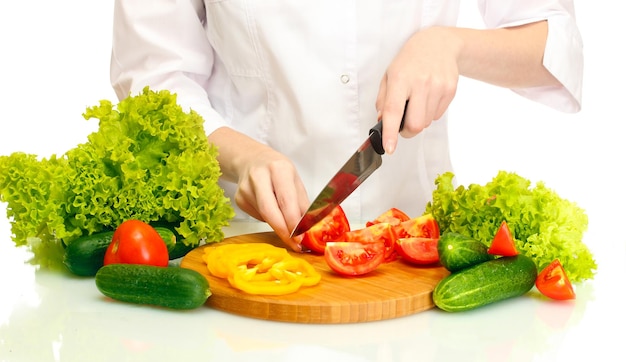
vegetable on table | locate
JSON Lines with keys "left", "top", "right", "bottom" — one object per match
{"left": 426, "top": 171, "right": 596, "bottom": 283}
{"left": 301, "top": 205, "right": 350, "bottom": 254}
{"left": 304, "top": 208, "right": 442, "bottom": 274}
{"left": 95, "top": 264, "right": 211, "bottom": 310}
{"left": 324, "top": 241, "right": 386, "bottom": 276}
{"left": 437, "top": 232, "right": 494, "bottom": 273}
{"left": 488, "top": 221, "right": 518, "bottom": 256}
{"left": 394, "top": 237, "right": 439, "bottom": 265}
{"left": 0, "top": 87, "right": 235, "bottom": 268}
{"left": 366, "top": 207, "right": 410, "bottom": 227}
{"left": 104, "top": 219, "right": 169, "bottom": 267}
{"left": 392, "top": 213, "right": 441, "bottom": 265}
{"left": 202, "top": 243, "right": 321, "bottom": 295}
{"left": 63, "top": 225, "right": 178, "bottom": 277}
{"left": 393, "top": 213, "right": 440, "bottom": 240}
{"left": 63, "top": 230, "right": 115, "bottom": 276}
{"left": 433, "top": 254, "right": 538, "bottom": 312}
{"left": 338, "top": 222, "right": 398, "bottom": 262}
{"left": 536, "top": 259, "right": 576, "bottom": 300}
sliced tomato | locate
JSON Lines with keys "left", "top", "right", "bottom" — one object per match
{"left": 536, "top": 259, "right": 576, "bottom": 300}
{"left": 324, "top": 241, "right": 385, "bottom": 276}
{"left": 488, "top": 220, "right": 518, "bottom": 256}
{"left": 338, "top": 223, "right": 397, "bottom": 262}
{"left": 394, "top": 213, "right": 440, "bottom": 239}
{"left": 395, "top": 237, "right": 439, "bottom": 265}
{"left": 301, "top": 205, "right": 350, "bottom": 254}
{"left": 366, "top": 207, "right": 410, "bottom": 227}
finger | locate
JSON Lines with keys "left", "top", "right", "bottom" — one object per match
{"left": 270, "top": 167, "right": 310, "bottom": 250}
{"left": 417, "top": 77, "right": 456, "bottom": 125}
{"left": 434, "top": 80, "right": 457, "bottom": 120}
{"left": 401, "top": 86, "right": 428, "bottom": 137}
{"left": 234, "top": 182, "right": 264, "bottom": 221}
{"left": 380, "top": 81, "right": 410, "bottom": 155}
{"left": 253, "top": 163, "right": 307, "bottom": 252}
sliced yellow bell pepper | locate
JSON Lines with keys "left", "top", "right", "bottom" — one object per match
{"left": 202, "top": 242, "right": 321, "bottom": 295}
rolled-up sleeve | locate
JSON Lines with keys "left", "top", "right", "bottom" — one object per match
{"left": 110, "top": 0, "right": 228, "bottom": 133}
{"left": 478, "top": 0, "right": 583, "bottom": 113}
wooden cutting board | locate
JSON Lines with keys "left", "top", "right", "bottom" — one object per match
{"left": 180, "top": 232, "right": 449, "bottom": 324}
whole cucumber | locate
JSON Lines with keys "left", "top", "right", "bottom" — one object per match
{"left": 95, "top": 264, "right": 211, "bottom": 310}
{"left": 149, "top": 221, "right": 195, "bottom": 259}
{"left": 63, "top": 231, "right": 115, "bottom": 276}
{"left": 437, "top": 232, "right": 494, "bottom": 272}
{"left": 433, "top": 255, "right": 537, "bottom": 312}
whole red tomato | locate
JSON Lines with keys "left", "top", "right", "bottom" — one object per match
{"left": 103, "top": 219, "right": 169, "bottom": 267}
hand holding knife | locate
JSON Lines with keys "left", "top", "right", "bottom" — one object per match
{"left": 290, "top": 103, "right": 407, "bottom": 237}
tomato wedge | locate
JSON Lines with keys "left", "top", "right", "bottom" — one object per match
{"left": 301, "top": 205, "right": 350, "bottom": 254}
{"left": 338, "top": 223, "right": 397, "bottom": 262}
{"left": 536, "top": 259, "right": 576, "bottom": 300}
{"left": 324, "top": 241, "right": 385, "bottom": 276}
{"left": 366, "top": 207, "right": 410, "bottom": 227}
{"left": 395, "top": 237, "right": 439, "bottom": 265}
{"left": 488, "top": 220, "right": 518, "bottom": 256}
{"left": 394, "top": 214, "right": 440, "bottom": 239}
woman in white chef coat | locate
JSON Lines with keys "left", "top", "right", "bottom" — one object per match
{"left": 110, "top": 1, "right": 583, "bottom": 251}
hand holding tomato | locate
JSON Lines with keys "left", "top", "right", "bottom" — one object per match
{"left": 104, "top": 220, "right": 169, "bottom": 267}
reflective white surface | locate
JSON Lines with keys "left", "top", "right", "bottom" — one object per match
{"left": 1, "top": 220, "right": 624, "bottom": 362}
{"left": 1, "top": 1, "right": 625, "bottom": 361}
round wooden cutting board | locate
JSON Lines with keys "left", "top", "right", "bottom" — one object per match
{"left": 180, "top": 232, "right": 449, "bottom": 324}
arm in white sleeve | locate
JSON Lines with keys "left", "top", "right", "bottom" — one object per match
{"left": 110, "top": 0, "right": 228, "bottom": 134}
{"left": 478, "top": 0, "right": 583, "bottom": 112}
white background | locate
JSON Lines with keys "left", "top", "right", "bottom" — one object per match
{"left": 0, "top": 2, "right": 624, "bottom": 358}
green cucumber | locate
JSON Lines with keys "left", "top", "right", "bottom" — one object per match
{"left": 95, "top": 264, "right": 211, "bottom": 310}
{"left": 63, "top": 226, "right": 177, "bottom": 276}
{"left": 163, "top": 229, "right": 196, "bottom": 259}
{"left": 149, "top": 221, "right": 195, "bottom": 259}
{"left": 437, "top": 232, "right": 494, "bottom": 272}
{"left": 433, "top": 255, "right": 537, "bottom": 312}
{"left": 154, "top": 227, "right": 180, "bottom": 258}
{"left": 63, "top": 230, "right": 115, "bottom": 276}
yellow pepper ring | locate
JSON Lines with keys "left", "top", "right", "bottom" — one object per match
{"left": 202, "top": 243, "right": 321, "bottom": 296}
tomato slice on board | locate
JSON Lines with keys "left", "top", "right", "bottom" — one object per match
{"left": 536, "top": 259, "right": 576, "bottom": 300}
{"left": 338, "top": 223, "right": 398, "bottom": 262}
{"left": 324, "top": 241, "right": 385, "bottom": 276}
{"left": 394, "top": 237, "right": 439, "bottom": 265}
{"left": 301, "top": 205, "right": 350, "bottom": 254}
{"left": 488, "top": 220, "right": 518, "bottom": 256}
{"left": 366, "top": 207, "right": 410, "bottom": 227}
{"left": 394, "top": 214, "right": 440, "bottom": 240}
{"left": 104, "top": 219, "right": 169, "bottom": 267}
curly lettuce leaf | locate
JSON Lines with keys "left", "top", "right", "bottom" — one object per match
{"left": 425, "top": 171, "right": 596, "bottom": 282}
{"left": 0, "top": 87, "right": 234, "bottom": 266}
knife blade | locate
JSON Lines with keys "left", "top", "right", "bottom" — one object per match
{"left": 290, "top": 109, "right": 406, "bottom": 237}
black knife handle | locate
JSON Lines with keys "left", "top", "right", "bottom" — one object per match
{"left": 369, "top": 101, "right": 407, "bottom": 155}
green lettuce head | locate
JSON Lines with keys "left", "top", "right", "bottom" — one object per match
{"left": 0, "top": 87, "right": 234, "bottom": 267}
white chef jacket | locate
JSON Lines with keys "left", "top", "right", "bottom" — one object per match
{"left": 111, "top": 0, "right": 583, "bottom": 223}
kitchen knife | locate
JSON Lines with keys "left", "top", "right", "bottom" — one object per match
{"left": 290, "top": 110, "right": 406, "bottom": 237}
